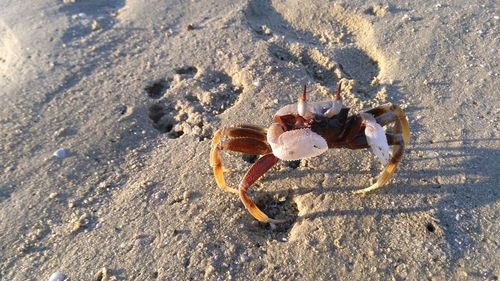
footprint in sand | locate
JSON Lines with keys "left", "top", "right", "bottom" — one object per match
{"left": 145, "top": 66, "right": 244, "bottom": 140}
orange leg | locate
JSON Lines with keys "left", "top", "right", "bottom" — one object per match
{"left": 210, "top": 125, "right": 270, "bottom": 194}
{"left": 354, "top": 103, "right": 410, "bottom": 195}
{"left": 238, "top": 153, "right": 284, "bottom": 223}
{"left": 216, "top": 126, "right": 268, "bottom": 141}
{"left": 232, "top": 124, "right": 268, "bottom": 133}
{"left": 218, "top": 138, "right": 270, "bottom": 154}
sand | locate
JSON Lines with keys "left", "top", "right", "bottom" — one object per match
{"left": 0, "top": 0, "right": 499, "bottom": 280}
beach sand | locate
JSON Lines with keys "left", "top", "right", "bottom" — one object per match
{"left": 1, "top": 0, "right": 499, "bottom": 280}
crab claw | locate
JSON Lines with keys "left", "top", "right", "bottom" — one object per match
{"left": 362, "top": 113, "right": 390, "bottom": 165}
{"left": 267, "top": 123, "right": 328, "bottom": 161}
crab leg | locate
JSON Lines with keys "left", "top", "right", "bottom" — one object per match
{"left": 210, "top": 126, "right": 270, "bottom": 194}
{"left": 218, "top": 138, "right": 271, "bottom": 154}
{"left": 374, "top": 111, "right": 396, "bottom": 126}
{"left": 354, "top": 104, "right": 410, "bottom": 195}
{"left": 238, "top": 153, "right": 284, "bottom": 223}
{"left": 233, "top": 124, "right": 268, "bottom": 133}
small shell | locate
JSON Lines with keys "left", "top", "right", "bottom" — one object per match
{"left": 268, "top": 128, "right": 328, "bottom": 161}
{"left": 49, "top": 272, "right": 66, "bottom": 281}
{"left": 53, "top": 148, "right": 67, "bottom": 158}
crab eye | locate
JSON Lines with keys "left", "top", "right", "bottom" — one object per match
{"left": 298, "top": 96, "right": 307, "bottom": 117}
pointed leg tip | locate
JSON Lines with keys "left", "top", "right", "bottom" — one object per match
{"left": 353, "top": 190, "right": 369, "bottom": 197}
{"left": 353, "top": 182, "right": 382, "bottom": 196}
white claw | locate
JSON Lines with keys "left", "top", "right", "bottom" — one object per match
{"left": 363, "top": 114, "right": 390, "bottom": 165}
{"left": 267, "top": 124, "right": 328, "bottom": 161}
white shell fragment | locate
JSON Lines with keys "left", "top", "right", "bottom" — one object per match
{"left": 53, "top": 148, "right": 67, "bottom": 159}
{"left": 49, "top": 271, "right": 66, "bottom": 281}
{"left": 267, "top": 126, "right": 328, "bottom": 161}
{"left": 363, "top": 114, "right": 390, "bottom": 165}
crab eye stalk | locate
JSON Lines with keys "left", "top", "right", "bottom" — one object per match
{"left": 335, "top": 79, "right": 344, "bottom": 101}
{"left": 323, "top": 82, "right": 344, "bottom": 118}
{"left": 298, "top": 84, "right": 308, "bottom": 117}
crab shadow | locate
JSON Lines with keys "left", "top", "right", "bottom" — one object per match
{"left": 252, "top": 137, "right": 499, "bottom": 268}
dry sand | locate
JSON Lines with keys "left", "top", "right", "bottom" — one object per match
{"left": 0, "top": 0, "right": 499, "bottom": 280}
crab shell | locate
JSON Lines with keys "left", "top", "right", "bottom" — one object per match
{"left": 267, "top": 100, "right": 390, "bottom": 164}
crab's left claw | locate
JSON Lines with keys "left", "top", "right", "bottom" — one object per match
{"left": 363, "top": 114, "right": 390, "bottom": 165}
{"left": 354, "top": 105, "right": 409, "bottom": 195}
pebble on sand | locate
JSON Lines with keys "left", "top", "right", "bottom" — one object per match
{"left": 259, "top": 25, "right": 272, "bottom": 35}
{"left": 92, "top": 20, "right": 102, "bottom": 31}
{"left": 154, "top": 191, "right": 167, "bottom": 201}
{"left": 49, "top": 271, "right": 66, "bottom": 281}
{"left": 183, "top": 191, "right": 191, "bottom": 201}
{"left": 94, "top": 267, "right": 108, "bottom": 281}
{"left": 53, "top": 148, "right": 66, "bottom": 159}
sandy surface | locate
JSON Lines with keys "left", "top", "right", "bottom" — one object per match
{"left": 1, "top": 0, "right": 499, "bottom": 280}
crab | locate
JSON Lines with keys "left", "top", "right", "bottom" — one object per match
{"left": 210, "top": 81, "right": 410, "bottom": 223}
